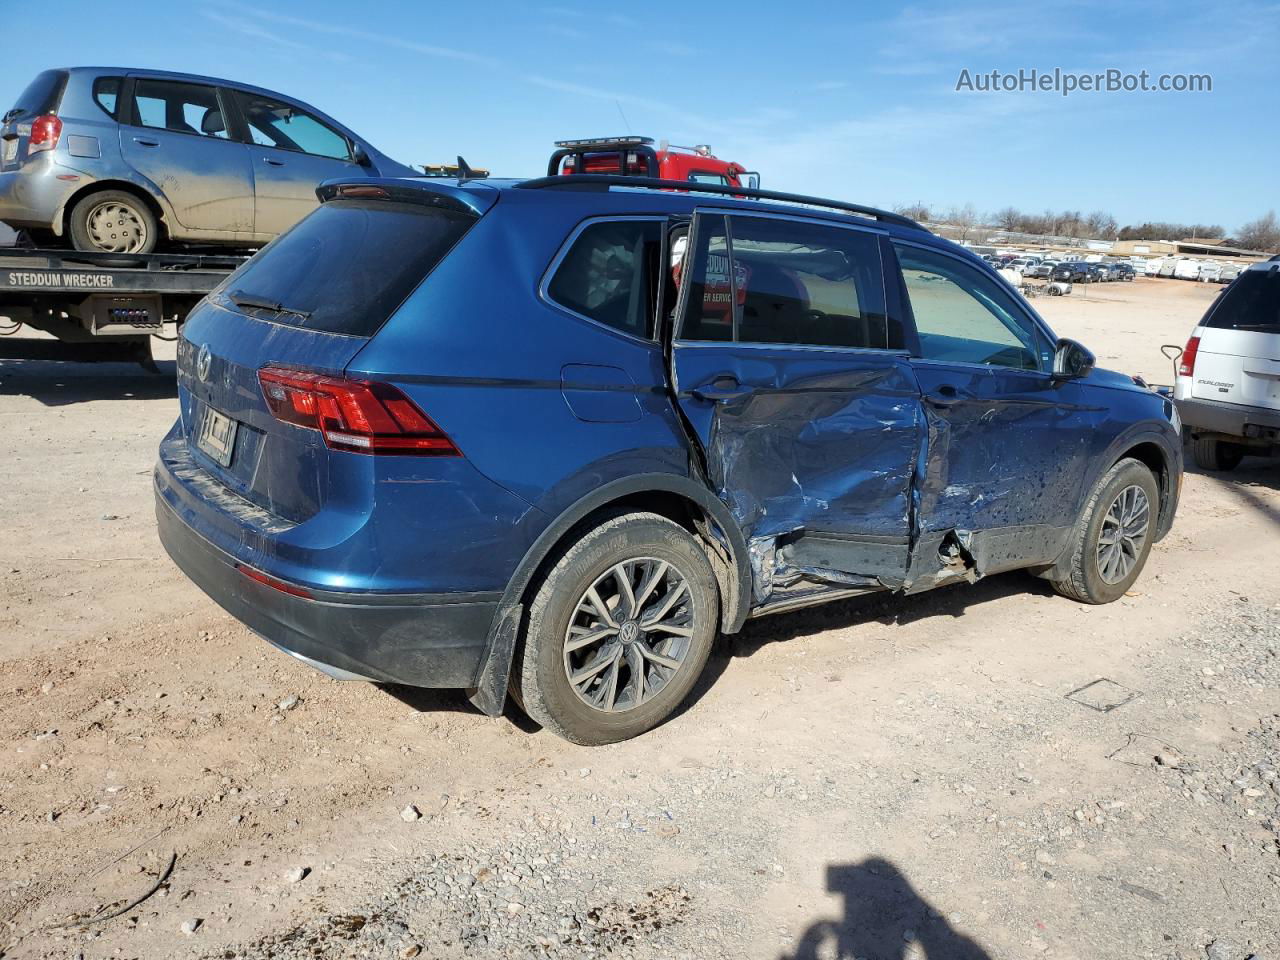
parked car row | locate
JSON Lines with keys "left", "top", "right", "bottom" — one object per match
{"left": 1143, "top": 257, "right": 1245, "bottom": 283}
{"left": 981, "top": 252, "right": 1136, "bottom": 284}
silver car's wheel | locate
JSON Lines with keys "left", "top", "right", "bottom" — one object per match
{"left": 86, "top": 200, "right": 149, "bottom": 253}
{"left": 562, "top": 557, "right": 695, "bottom": 713}
{"left": 1095, "top": 484, "right": 1150, "bottom": 584}
{"left": 69, "top": 189, "right": 158, "bottom": 255}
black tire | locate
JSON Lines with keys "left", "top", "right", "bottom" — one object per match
{"left": 515, "top": 511, "right": 719, "bottom": 745}
{"left": 1051, "top": 458, "right": 1159, "bottom": 605}
{"left": 1191, "top": 436, "right": 1244, "bottom": 472}
{"left": 69, "top": 190, "right": 158, "bottom": 254}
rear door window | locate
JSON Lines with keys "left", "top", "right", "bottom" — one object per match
{"left": 679, "top": 214, "right": 893, "bottom": 349}
{"left": 131, "top": 79, "right": 229, "bottom": 139}
{"left": 1205, "top": 269, "right": 1280, "bottom": 333}
{"left": 546, "top": 219, "right": 662, "bottom": 339}
{"left": 234, "top": 92, "right": 351, "bottom": 161}
{"left": 216, "top": 199, "right": 475, "bottom": 337}
{"left": 4, "top": 70, "right": 67, "bottom": 122}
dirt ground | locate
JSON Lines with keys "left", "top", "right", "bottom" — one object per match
{"left": 1, "top": 277, "right": 1277, "bottom": 960}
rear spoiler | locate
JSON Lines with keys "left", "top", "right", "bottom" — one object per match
{"left": 315, "top": 178, "right": 496, "bottom": 217}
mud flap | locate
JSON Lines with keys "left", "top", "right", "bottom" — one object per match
{"left": 468, "top": 603, "right": 522, "bottom": 717}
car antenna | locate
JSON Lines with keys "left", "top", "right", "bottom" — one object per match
{"left": 456, "top": 155, "right": 475, "bottom": 184}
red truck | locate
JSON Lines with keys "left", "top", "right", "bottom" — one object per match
{"left": 548, "top": 136, "right": 759, "bottom": 188}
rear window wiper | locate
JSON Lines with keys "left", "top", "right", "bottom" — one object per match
{"left": 228, "top": 289, "right": 312, "bottom": 320}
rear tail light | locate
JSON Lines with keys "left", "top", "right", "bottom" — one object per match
{"left": 1178, "top": 335, "right": 1200, "bottom": 378}
{"left": 28, "top": 114, "right": 62, "bottom": 154}
{"left": 257, "top": 366, "right": 460, "bottom": 456}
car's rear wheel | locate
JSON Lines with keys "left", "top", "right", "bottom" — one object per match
{"left": 1191, "top": 435, "right": 1245, "bottom": 472}
{"left": 515, "top": 511, "right": 719, "bottom": 745}
{"left": 1051, "top": 458, "right": 1159, "bottom": 605}
{"left": 70, "top": 190, "right": 157, "bottom": 254}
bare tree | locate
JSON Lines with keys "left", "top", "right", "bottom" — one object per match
{"left": 1119, "top": 221, "right": 1227, "bottom": 241}
{"left": 894, "top": 202, "right": 931, "bottom": 222}
{"left": 946, "top": 204, "right": 980, "bottom": 243}
{"left": 1237, "top": 211, "right": 1280, "bottom": 253}
{"left": 993, "top": 207, "right": 1020, "bottom": 231}
{"left": 1084, "top": 211, "right": 1118, "bottom": 239}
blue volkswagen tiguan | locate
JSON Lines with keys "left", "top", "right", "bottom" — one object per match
{"left": 155, "top": 174, "right": 1182, "bottom": 744}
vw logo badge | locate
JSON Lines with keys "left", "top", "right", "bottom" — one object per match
{"left": 196, "top": 343, "right": 212, "bottom": 382}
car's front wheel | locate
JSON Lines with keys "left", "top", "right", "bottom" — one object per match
{"left": 1051, "top": 458, "right": 1159, "bottom": 605}
{"left": 69, "top": 190, "right": 158, "bottom": 254}
{"left": 516, "top": 511, "right": 719, "bottom": 745}
{"left": 1191, "top": 435, "right": 1244, "bottom": 472}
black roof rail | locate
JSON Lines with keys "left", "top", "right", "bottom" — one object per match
{"left": 515, "top": 174, "right": 928, "bottom": 232}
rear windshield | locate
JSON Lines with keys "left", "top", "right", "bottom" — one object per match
{"left": 1206, "top": 268, "right": 1280, "bottom": 333}
{"left": 4, "top": 70, "right": 68, "bottom": 122}
{"left": 218, "top": 199, "right": 476, "bottom": 337}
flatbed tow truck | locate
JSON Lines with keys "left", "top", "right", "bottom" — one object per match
{"left": 0, "top": 245, "right": 243, "bottom": 368}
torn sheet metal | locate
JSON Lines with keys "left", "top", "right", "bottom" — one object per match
{"left": 906, "top": 365, "right": 1102, "bottom": 586}
{"left": 673, "top": 348, "right": 923, "bottom": 603}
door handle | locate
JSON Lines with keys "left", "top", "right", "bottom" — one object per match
{"left": 924, "top": 385, "right": 965, "bottom": 409}
{"left": 263, "top": 157, "right": 285, "bottom": 167}
{"left": 691, "top": 377, "right": 754, "bottom": 402}
{"left": 132, "top": 136, "right": 160, "bottom": 147}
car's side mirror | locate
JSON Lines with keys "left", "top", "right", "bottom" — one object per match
{"left": 1053, "top": 337, "right": 1095, "bottom": 379}
{"left": 352, "top": 145, "right": 373, "bottom": 168}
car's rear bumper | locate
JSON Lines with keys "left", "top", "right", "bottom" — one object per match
{"left": 0, "top": 168, "right": 76, "bottom": 232}
{"left": 1175, "top": 396, "right": 1280, "bottom": 441}
{"left": 155, "top": 483, "right": 498, "bottom": 688}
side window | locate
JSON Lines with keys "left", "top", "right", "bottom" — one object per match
{"left": 92, "top": 77, "right": 122, "bottom": 119}
{"left": 678, "top": 215, "right": 735, "bottom": 342}
{"left": 729, "top": 216, "right": 889, "bottom": 349}
{"left": 235, "top": 92, "right": 351, "bottom": 161}
{"left": 130, "top": 79, "right": 228, "bottom": 139}
{"left": 547, "top": 220, "right": 662, "bottom": 339}
{"left": 679, "top": 214, "right": 891, "bottom": 349}
{"left": 688, "top": 172, "right": 730, "bottom": 185}
{"left": 895, "top": 243, "right": 1049, "bottom": 371}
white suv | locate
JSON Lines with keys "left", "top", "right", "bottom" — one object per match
{"left": 1174, "top": 258, "right": 1280, "bottom": 470}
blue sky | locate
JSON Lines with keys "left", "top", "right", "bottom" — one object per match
{"left": 3, "top": 0, "right": 1276, "bottom": 232}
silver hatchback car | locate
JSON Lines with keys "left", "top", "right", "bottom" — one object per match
{"left": 0, "top": 67, "right": 417, "bottom": 253}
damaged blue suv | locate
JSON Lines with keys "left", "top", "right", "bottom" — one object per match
{"left": 155, "top": 174, "right": 1182, "bottom": 744}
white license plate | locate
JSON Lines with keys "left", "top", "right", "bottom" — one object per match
{"left": 1, "top": 139, "right": 16, "bottom": 162}
{"left": 196, "top": 405, "right": 238, "bottom": 467}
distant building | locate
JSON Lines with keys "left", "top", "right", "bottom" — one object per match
{"left": 1111, "top": 238, "right": 1268, "bottom": 261}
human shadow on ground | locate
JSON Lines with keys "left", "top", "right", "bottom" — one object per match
{"left": 783, "top": 857, "right": 993, "bottom": 960}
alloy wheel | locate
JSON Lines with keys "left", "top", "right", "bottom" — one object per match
{"left": 1096, "top": 484, "right": 1150, "bottom": 584}
{"left": 562, "top": 557, "right": 696, "bottom": 713}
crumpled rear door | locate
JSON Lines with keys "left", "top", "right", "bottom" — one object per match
{"left": 668, "top": 211, "right": 923, "bottom": 602}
